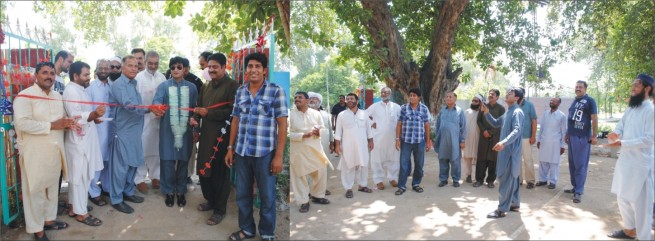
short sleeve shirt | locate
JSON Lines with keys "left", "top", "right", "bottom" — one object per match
{"left": 519, "top": 100, "right": 537, "bottom": 138}
{"left": 567, "top": 94, "right": 598, "bottom": 137}
{"left": 398, "top": 103, "right": 430, "bottom": 144}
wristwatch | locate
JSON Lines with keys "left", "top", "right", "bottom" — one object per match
{"left": 227, "top": 146, "right": 233, "bottom": 149}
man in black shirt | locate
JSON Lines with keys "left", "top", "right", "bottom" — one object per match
{"left": 330, "top": 95, "right": 347, "bottom": 131}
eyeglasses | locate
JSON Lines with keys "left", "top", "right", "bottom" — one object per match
{"left": 171, "top": 65, "right": 184, "bottom": 71}
{"left": 472, "top": 100, "right": 480, "bottom": 103}
{"left": 110, "top": 65, "right": 121, "bottom": 70}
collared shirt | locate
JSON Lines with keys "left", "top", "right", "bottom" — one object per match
{"left": 136, "top": 70, "right": 167, "bottom": 157}
{"left": 537, "top": 109, "right": 567, "bottom": 164}
{"left": 153, "top": 79, "right": 198, "bottom": 160}
{"left": 434, "top": 105, "right": 466, "bottom": 159}
{"left": 108, "top": 74, "right": 148, "bottom": 167}
{"left": 485, "top": 103, "right": 525, "bottom": 178}
{"left": 53, "top": 75, "right": 65, "bottom": 95}
{"left": 519, "top": 100, "right": 537, "bottom": 139}
{"left": 398, "top": 102, "right": 430, "bottom": 144}
{"left": 231, "top": 81, "right": 288, "bottom": 157}
{"left": 567, "top": 94, "right": 597, "bottom": 137}
{"left": 86, "top": 79, "right": 112, "bottom": 161}
{"left": 331, "top": 103, "right": 347, "bottom": 117}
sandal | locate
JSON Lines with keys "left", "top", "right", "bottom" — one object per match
{"left": 395, "top": 188, "right": 406, "bottom": 195}
{"left": 89, "top": 196, "right": 107, "bottom": 206}
{"left": 43, "top": 220, "right": 69, "bottom": 230}
{"left": 357, "top": 186, "right": 373, "bottom": 193}
{"left": 299, "top": 203, "right": 310, "bottom": 213}
{"left": 345, "top": 190, "right": 353, "bottom": 198}
{"left": 197, "top": 202, "right": 212, "bottom": 212}
{"left": 412, "top": 186, "right": 424, "bottom": 193}
{"left": 311, "top": 197, "right": 330, "bottom": 204}
{"left": 228, "top": 230, "right": 255, "bottom": 241}
{"left": 607, "top": 230, "right": 635, "bottom": 239}
{"left": 206, "top": 213, "right": 225, "bottom": 226}
{"left": 376, "top": 182, "right": 385, "bottom": 190}
{"left": 33, "top": 232, "right": 48, "bottom": 241}
{"left": 76, "top": 215, "right": 102, "bottom": 226}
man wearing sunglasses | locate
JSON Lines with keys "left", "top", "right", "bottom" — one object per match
{"left": 108, "top": 56, "right": 122, "bottom": 82}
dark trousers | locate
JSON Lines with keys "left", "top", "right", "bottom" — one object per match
{"left": 199, "top": 148, "right": 231, "bottom": 215}
{"left": 476, "top": 159, "right": 497, "bottom": 184}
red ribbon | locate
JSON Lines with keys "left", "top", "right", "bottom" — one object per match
{"left": 15, "top": 94, "right": 232, "bottom": 111}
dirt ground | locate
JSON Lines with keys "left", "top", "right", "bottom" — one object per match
{"left": 1, "top": 175, "right": 290, "bottom": 240}
{"left": 290, "top": 143, "right": 653, "bottom": 240}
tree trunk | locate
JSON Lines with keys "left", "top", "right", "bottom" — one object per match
{"left": 276, "top": 0, "right": 291, "bottom": 46}
{"left": 360, "top": 0, "right": 468, "bottom": 115}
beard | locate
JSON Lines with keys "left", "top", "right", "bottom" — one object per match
{"left": 470, "top": 104, "right": 479, "bottom": 110}
{"left": 549, "top": 103, "right": 558, "bottom": 109}
{"left": 308, "top": 103, "right": 319, "bottom": 109}
{"left": 382, "top": 96, "right": 390, "bottom": 102}
{"left": 109, "top": 72, "right": 121, "bottom": 80}
{"left": 628, "top": 90, "right": 646, "bottom": 108}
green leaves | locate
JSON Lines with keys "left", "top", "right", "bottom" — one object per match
{"left": 164, "top": 0, "right": 186, "bottom": 18}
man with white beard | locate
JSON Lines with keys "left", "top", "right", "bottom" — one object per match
{"left": 366, "top": 87, "right": 401, "bottom": 190}
{"left": 308, "top": 92, "right": 334, "bottom": 196}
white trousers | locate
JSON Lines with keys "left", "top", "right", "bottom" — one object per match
{"left": 188, "top": 144, "right": 197, "bottom": 177}
{"left": 291, "top": 168, "right": 327, "bottom": 205}
{"left": 462, "top": 157, "right": 476, "bottom": 177}
{"left": 370, "top": 148, "right": 399, "bottom": 184}
{"left": 617, "top": 173, "right": 654, "bottom": 241}
{"left": 520, "top": 139, "right": 536, "bottom": 183}
{"left": 69, "top": 181, "right": 90, "bottom": 215}
{"left": 134, "top": 155, "right": 160, "bottom": 183}
{"left": 538, "top": 161, "right": 560, "bottom": 184}
{"left": 341, "top": 165, "right": 368, "bottom": 190}
{"left": 21, "top": 167, "right": 58, "bottom": 233}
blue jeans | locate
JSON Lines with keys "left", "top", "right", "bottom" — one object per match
{"left": 160, "top": 160, "right": 188, "bottom": 195}
{"left": 235, "top": 151, "right": 277, "bottom": 239}
{"left": 398, "top": 141, "right": 425, "bottom": 190}
{"left": 439, "top": 158, "right": 461, "bottom": 182}
{"left": 568, "top": 135, "right": 590, "bottom": 194}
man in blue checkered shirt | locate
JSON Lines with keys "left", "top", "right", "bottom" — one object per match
{"left": 225, "top": 52, "right": 288, "bottom": 241}
{"left": 394, "top": 88, "right": 431, "bottom": 196}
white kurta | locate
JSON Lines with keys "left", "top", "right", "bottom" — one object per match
{"left": 136, "top": 70, "right": 166, "bottom": 157}
{"left": 14, "top": 85, "right": 67, "bottom": 233}
{"left": 610, "top": 100, "right": 654, "bottom": 202}
{"left": 462, "top": 108, "right": 480, "bottom": 159}
{"left": 290, "top": 108, "right": 330, "bottom": 204}
{"left": 537, "top": 109, "right": 567, "bottom": 163}
{"left": 366, "top": 101, "right": 401, "bottom": 183}
{"left": 335, "top": 108, "right": 372, "bottom": 170}
{"left": 63, "top": 82, "right": 105, "bottom": 184}
{"left": 318, "top": 109, "right": 334, "bottom": 159}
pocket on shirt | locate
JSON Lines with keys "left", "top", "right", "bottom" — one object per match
{"left": 257, "top": 99, "right": 272, "bottom": 115}
{"left": 356, "top": 117, "right": 367, "bottom": 128}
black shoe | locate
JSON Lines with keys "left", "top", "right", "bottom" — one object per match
{"left": 509, "top": 205, "right": 520, "bottom": 212}
{"left": 465, "top": 175, "right": 472, "bottom": 183}
{"left": 487, "top": 183, "right": 495, "bottom": 188}
{"left": 33, "top": 232, "right": 49, "bottom": 241}
{"left": 535, "top": 181, "right": 547, "bottom": 187}
{"left": 548, "top": 183, "right": 556, "bottom": 189}
{"left": 438, "top": 181, "right": 447, "bottom": 187}
{"left": 564, "top": 188, "right": 575, "bottom": 193}
{"left": 112, "top": 202, "right": 134, "bottom": 214}
{"left": 453, "top": 182, "right": 460, "bottom": 188}
{"left": 177, "top": 194, "right": 186, "bottom": 207}
{"left": 573, "top": 193, "right": 581, "bottom": 203}
{"left": 526, "top": 182, "right": 535, "bottom": 189}
{"left": 473, "top": 182, "right": 482, "bottom": 187}
{"left": 165, "top": 194, "right": 175, "bottom": 207}
{"left": 123, "top": 194, "right": 144, "bottom": 203}
{"left": 186, "top": 177, "right": 193, "bottom": 184}
{"left": 299, "top": 203, "right": 310, "bottom": 213}
{"left": 487, "top": 210, "right": 506, "bottom": 219}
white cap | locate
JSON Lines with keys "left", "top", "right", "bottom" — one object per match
{"left": 109, "top": 56, "right": 121, "bottom": 63}
{"left": 308, "top": 91, "right": 323, "bottom": 105}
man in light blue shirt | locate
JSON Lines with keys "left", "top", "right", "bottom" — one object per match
{"left": 434, "top": 92, "right": 466, "bottom": 188}
{"left": 86, "top": 59, "right": 112, "bottom": 207}
{"left": 518, "top": 87, "right": 538, "bottom": 189}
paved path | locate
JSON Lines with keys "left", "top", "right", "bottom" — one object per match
{"left": 290, "top": 145, "right": 651, "bottom": 240}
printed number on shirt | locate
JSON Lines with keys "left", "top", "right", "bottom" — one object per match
{"left": 572, "top": 109, "right": 583, "bottom": 122}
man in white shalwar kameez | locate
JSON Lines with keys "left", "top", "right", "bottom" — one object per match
{"left": 535, "top": 97, "right": 567, "bottom": 189}
{"left": 15, "top": 62, "right": 76, "bottom": 240}
{"left": 462, "top": 96, "right": 481, "bottom": 183}
{"left": 290, "top": 92, "right": 331, "bottom": 213}
{"left": 308, "top": 92, "right": 334, "bottom": 195}
{"left": 134, "top": 51, "right": 166, "bottom": 193}
{"left": 334, "top": 93, "right": 374, "bottom": 198}
{"left": 366, "top": 87, "right": 401, "bottom": 190}
{"left": 606, "top": 74, "right": 654, "bottom": 241}
{"left": 62, "top": 61, "right": 105, "bottom": 226}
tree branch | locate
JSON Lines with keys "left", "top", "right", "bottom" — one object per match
{"left": 276, "top": 0, "right": 291, "bottom": 46}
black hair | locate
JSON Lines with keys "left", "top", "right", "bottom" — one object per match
{"left": 200, "top": 51, "right": 213, "bottom": 61}
{"left": 69, "top": 61, "right": 90, "bottom": 81}
{"left": 54, "top": 50, "right": 71, "bottom": 63}
{"left": 207, "top": 53, "right": 227, "bottom": 66}
{"left": 347, "top": 93, "right": 358, "bottom": 101}
{"left": 169, "top": 56, "right": 185, "bottom": 69}
{"left": 244, "top": 52, "right": 268, "bottom": 69}
{"left": 576, "top": 80, "right": 588, "bottom": 89}
{"left": 409, "top": 88, "right": 421, "bottom": 97}
{"left": 489, "top": 88, "right": 500, "bottom": 97}
{"left": 181, "top": 57, "right": 190, "bottom": 68}
{"left": 508, "top": 87, "right": 524, "bottom": 103}
{"left": 35, "top": 62, "right": 55, "bottom": 74}
{"left": 295, "top": 91, "right": 309, "bottom": 99}
{"left": 131, "top": 48, "right": 145, "bottom": 56}
{"left": 338, "top": 95, "right": 345, "bottom": 98}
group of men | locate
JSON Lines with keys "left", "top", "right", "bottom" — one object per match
{"left": 291, "top": 74, "right": 654, "bottom": 240}
{"left": 14, "top": 49, "right": 287, "bottom": 241}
